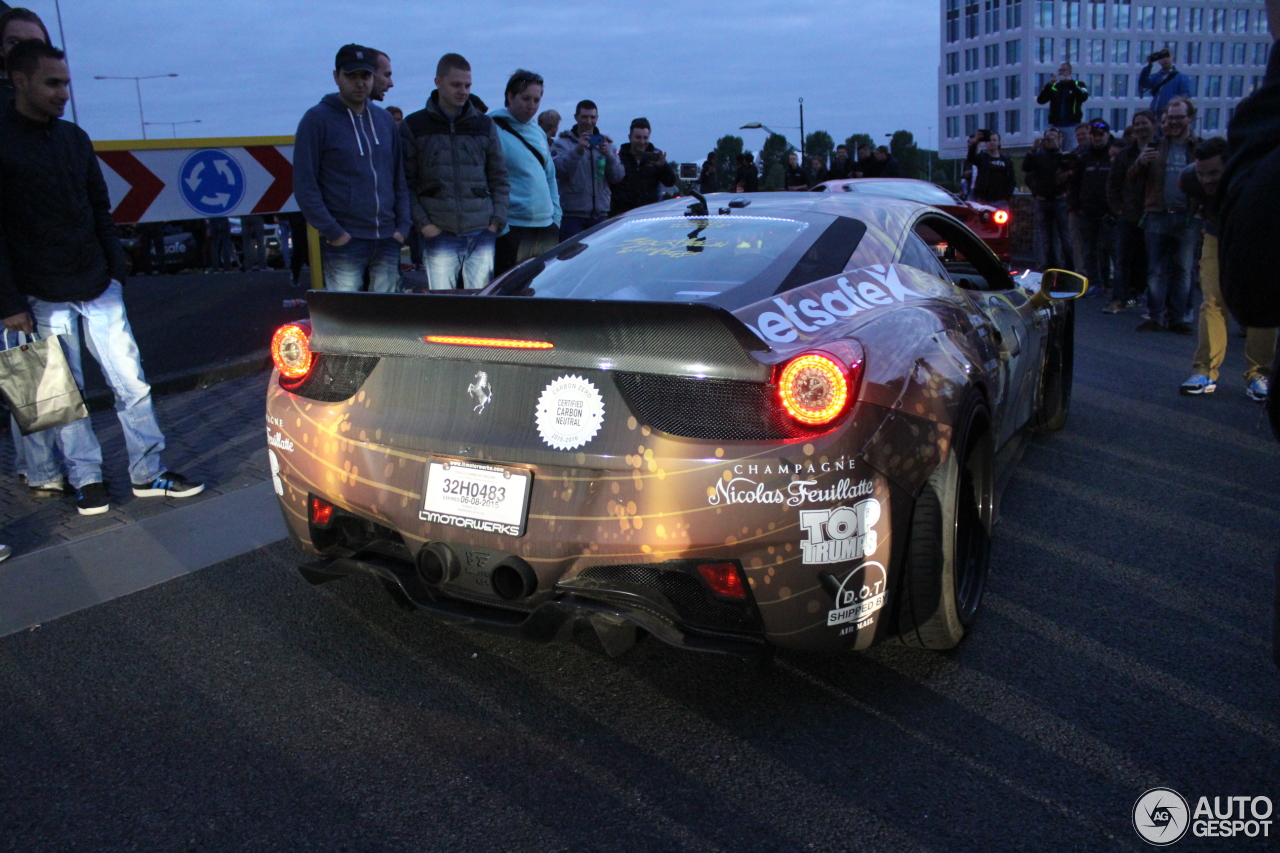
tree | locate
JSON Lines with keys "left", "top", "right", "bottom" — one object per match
{"left": 714, "top": 135, "right": 744, "bottom": 190}
{"left": 845, "top": 133, "right": 873, "bottom": 158}
{"left": 760, "top": 133, "right": 792, "bottom": 185}
{"left": 805, "top": 130, "right": 835, "bottom": 168}
{"left": 889, "top": 130, "right": 921, "bottom": 179}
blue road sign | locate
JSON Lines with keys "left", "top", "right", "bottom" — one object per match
{"left": 178, "top": 149, "right": 246, "bottom": 216}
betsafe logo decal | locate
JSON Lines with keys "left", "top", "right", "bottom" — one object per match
{"left": 738, "top": 265, "right": 940, "bottom": 344}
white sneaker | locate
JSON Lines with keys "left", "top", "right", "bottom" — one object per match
{"left": 1179, "top": 374, "right": 1217, "bottom": 395}
{"left": 0, "top": 544, "right": 10, "bottom": 562}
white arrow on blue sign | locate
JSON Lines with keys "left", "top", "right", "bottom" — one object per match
{"left": 178, "top": 149, "right": 247, "bottom": 216}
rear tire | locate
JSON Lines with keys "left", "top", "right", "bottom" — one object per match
{"left": 897, "top": 395, "right": 993, "bottom": 650}
{"left": 1031, "top": 302, "right": 1074, "bottom": 434}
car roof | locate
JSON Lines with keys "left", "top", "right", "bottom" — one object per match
{"left": 634, "top": 191, "right": 920, "bottom": 242}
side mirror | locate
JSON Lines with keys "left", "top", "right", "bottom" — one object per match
{"left": 1029, "top": 268, "right": 1088, "bottom": 309}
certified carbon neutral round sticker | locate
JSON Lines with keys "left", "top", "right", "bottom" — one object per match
{"left": 1132, "top": 787, "right": 1190, "bottom": 846}
{"left": 535, "top": 375, "right": 605, "bottom": 450}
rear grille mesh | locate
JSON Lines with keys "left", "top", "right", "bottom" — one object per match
{"left": 283, "top": 354, "right": 380, "bottom": 402}
{"left": 578, "top": 563, "right": 762, "bottom": 635}
{"left": 613, "top": 372, "right": 826, "bottom": 441}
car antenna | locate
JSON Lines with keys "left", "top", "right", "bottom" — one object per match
{"left": 684, "top": 189, "right": 709, "bottom": 217}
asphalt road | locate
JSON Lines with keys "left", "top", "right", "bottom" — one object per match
{"left": 2, "top": 301, "right": 1277, "bottom": 852}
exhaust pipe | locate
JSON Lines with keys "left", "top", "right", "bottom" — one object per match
{"left": 491, "top": 557, "right": 538, "bottom": 600}
{"left": 416, "top": 542, "right": 459, "bottom": 585}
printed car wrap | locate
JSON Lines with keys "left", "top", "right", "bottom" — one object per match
{"left": 266, "top": 193, "right": 1073, "bottom": 657}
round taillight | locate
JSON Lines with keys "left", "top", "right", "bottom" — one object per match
{"left": 272, "top": 322, "right": 314, "bottom": 380}
{"left": 993, "top": 209, "right": 1010, "bottom": 226}
{"left": 778, "top": 353, "right": 850, "bottom": 425}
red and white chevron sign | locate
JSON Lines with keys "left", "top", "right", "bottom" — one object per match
{"left": 93, "top": 135, "right": 298, "bottom": 224}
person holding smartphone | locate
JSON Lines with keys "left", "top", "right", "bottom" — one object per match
{"left": 1037, "top": 62, "right": 1089, "bottom": 140}
{"left": 610, "top": 117, "right": 676, "bottom": 216}
{"left": 551, "top": 99, "right": 624, "bottom": 240}
{"left": 1137, "top": 47, "right": 1192, "bottom": 120}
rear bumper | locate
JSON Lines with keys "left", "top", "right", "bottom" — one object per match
{"left": 298, "top": 552, "right": 769, "bottom": 659}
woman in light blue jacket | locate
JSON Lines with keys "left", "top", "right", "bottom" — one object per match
{"left": 491, "top": 69, "right": 561, "bottom": 276}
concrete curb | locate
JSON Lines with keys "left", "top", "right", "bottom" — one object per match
{"left": 83, "top": 349, "right": 272, "bottom": 411}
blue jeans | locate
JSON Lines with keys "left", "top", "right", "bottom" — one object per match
{"left": 24, "top": 282, "right": 166, "bottom": 488}
{"left": 1144, "top": 213, "right": 1198, "bottom": 327}
{"left": 1033, "top": 198, "right": 1072, "bottom": 271}
{"left": 423, "top": 227, "right": 495, "bottom": 291}
{"left": 321, "top": 236, "right": 402, "bottom": 293}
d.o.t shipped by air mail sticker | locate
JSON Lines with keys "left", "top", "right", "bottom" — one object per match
{"left": 535, "top": 374, "right": 605, "bottom": 450}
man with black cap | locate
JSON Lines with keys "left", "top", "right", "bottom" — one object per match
{"left": 293, "top": 44, "right": 410, "bottom": 293}
{"left": 1069, "top": 119, "right": 1117, "bottom": 299}
{"left": 1138, "top": 47, "right": 1193, "bottom": 120}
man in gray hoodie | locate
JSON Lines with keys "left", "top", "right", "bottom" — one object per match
{"left": 293, "top": 44, "right": 410, "bottom": 293}
{"left": 551, "top": 99, "right": 624, "bottom": 241}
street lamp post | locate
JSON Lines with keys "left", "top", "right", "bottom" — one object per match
{"left": 739, "top": 122, "right": 800, "bottom": 151}
{"left": 51, "top": 0, "right": 78, "bottom": 124}
{"left": 798, "top": 98, "right": 805, "bottom": 161}
{"left": 145, "top": 119, "right": 202, "bottom": 138}
{"left": 93, "top": 73, "right": 178, "bottom": 139}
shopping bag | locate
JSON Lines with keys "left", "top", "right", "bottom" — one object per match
{"left": 0, "top": 332, "right": 89, "bottom": 435}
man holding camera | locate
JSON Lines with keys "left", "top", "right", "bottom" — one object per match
{"left": 552, "top": 99, "right": 624, "bottom": 241}
{"left": 610, "top": 118, "right": 676, "bottom": 216}
{"left": 1036, "top": 62, "right": 1089, "bottom": 139}
{"left": 1138, "top": 48, "right": 1193, "bottom": 120}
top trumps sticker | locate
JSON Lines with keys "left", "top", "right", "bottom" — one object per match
{"left": 536, "top": 375, "right": 605, "bottom": 450}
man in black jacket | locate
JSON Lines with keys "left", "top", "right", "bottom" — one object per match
{"left": 0, "top": 41, "right": 203, "bottom": 516}
{"left": 1069, "top": 120, "right": 1117, "bottom": 298}
{"left": 1037, "top": 62, "right": 1090, "bottom": 138}
{"left": 1216, "top": 0, "right": 1279, "bottom": 666}
{"left": 610, "top": 117, "right": 676, "bottom": 214}
{"left": 1022, "top": 128, "right": 1073, "bottom": 270}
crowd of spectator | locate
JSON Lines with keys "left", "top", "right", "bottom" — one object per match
{"left": 1008, "top": 87, "right": 1272, "bottom": 403}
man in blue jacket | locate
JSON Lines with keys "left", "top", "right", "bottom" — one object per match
{"left": 293, "top": 44, "right": 410, "bottom": 292}
{"left": 1138, "top": 48, "right": 1194, "bottom": 119}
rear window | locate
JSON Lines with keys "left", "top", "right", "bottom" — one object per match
{"left": 492, "top": 213, "right": 866, "bottom": 309}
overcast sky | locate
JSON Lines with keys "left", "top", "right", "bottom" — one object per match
{"left": 25, "top": 0, "right": 940, "bottom": 160}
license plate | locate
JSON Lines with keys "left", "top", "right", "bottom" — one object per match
{"left": 419, "top": 459, "right": 532, "bottom": 537}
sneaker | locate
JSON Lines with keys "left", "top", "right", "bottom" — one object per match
{"left": 1179, "top": 374, "right": 1217, "bottom": 395}
{"left": 1246, "top": 376, "right": 1270, "bottom": 402}
{"left": 1169, "top": 322, "right": 1195, "bottom": 335}
{"left": 75, "top": 481, "right": 109, "bottom": 516}
{"left": 132, "top": 471, "right": 205, "bottom": 498}
{"left": 29, "top": 478, "right": 69, "bottom": 499}
{"left": 1136, "top": 319, "right": 1166, "bottom": 331}
{"left": 1102, "top": 300, "right": 1126, "bottom": 314}
{"left": 1126, "top": 298, "right": 1143, "bottom": 308}
{"left": 0, "top": 544, "right": 10, "bottom": 562}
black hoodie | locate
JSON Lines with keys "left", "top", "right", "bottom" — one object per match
{"left": 0, "top": 101, "right": 127, "bottom": 317}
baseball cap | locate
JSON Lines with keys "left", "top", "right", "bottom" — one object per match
{"left": 1089, "top": 119, "right": 1110, "bottom": 132}
{"left": 335, "top": 44, "right": 376, "bottom": 74}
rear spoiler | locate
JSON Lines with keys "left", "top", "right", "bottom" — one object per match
{"left": 305, "top": 291, "right": 772, "bottom": 382}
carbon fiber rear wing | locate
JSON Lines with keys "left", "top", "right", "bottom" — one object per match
{"left": 304, "top": 291, "right": 772, "bottom": 382}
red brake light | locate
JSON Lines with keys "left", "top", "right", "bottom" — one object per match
{"left": 993, "top": 209, "right": 1010, "bottom": 226}
{"left": 698, "top": 563, "right": 746, "bottom": 599}
{"left": 424, "top": 335, "right": 554, "bottom": 349}
{"left": 778, "top": 350, "right": 857, "bottom": 426}
{"left": 309, "top": 496, "right": 334, "bottom": 526}
{"left": 272, "top": 321, "right": 314, "bottom": 380}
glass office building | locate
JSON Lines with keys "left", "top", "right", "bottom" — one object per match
{"left": 938, "top": 0, "right": 1272, "bottom": 158}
